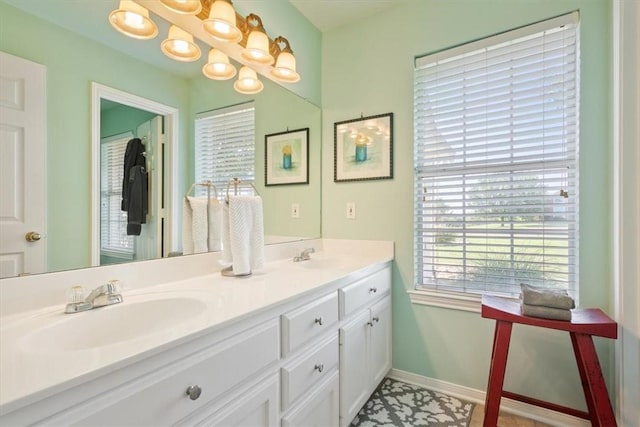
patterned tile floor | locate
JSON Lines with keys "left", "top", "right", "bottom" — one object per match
{"left": 351, "top": 378, "right": 553, "bottom": 427}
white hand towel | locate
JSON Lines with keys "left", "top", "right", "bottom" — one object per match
{"left": 187, "top": 196, "right": 209, "bottom": 254}
{"left": 227, "top": 195, "right": 265, "bottom": 275}
{"left": 207, "top": 199, "right": 222, "bottom": 252}
{"left": 221, "top": 202, "right": 232, "bottom": 265}
{"left": 182, "top": 197, "right": 194, "bottom": 255}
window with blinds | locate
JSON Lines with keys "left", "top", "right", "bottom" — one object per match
{"left": 194, "top": 102, "right": 255, "bottom": 199}
{"left": 413, "top": 12, "right": 580, "bottom": 299}
{"left": 100, "top": 132, "right": 134, "bottom": 258}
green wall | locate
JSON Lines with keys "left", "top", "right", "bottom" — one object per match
{"left": 100, "top": 103, "right": 157, "bottom": 140}
{"left": 321, "top": 0, "right": 613, "bottom": 410}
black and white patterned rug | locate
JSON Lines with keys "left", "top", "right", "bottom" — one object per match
{"left": 350, "top": 378, "right": 475, "bottom": 427}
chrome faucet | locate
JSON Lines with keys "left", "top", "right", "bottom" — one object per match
{"left": 293, "top": 247, "right": 315, "bottom": 262}
{"left": 65, "top": 280, "right": 123, "bottom": 314}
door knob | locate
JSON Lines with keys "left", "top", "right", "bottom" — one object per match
{"left": 25, "top": 232, "right": 41, "bottom": 242}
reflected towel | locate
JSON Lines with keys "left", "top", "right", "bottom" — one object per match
{"left": 521, "top": 300, "right": 572, "bottom": 321}
{"left": 188, "top": 197, "right": 209, "bottom": 254}
{"left": 182, "top": 197, "right": 194, "bottom": 255}
{"left": 186, "top": 197, "right": 223, "bottom": 253}
{"left": 207, "top": 199, "right": 222, "bottom": 252}
{"left": 520, "top": 283, "right": 575, "bottom": 309}
{"left": 224, "top": 195, "right": 265, "bottom": 275}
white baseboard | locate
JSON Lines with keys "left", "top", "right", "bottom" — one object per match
{"left": 387, "top": 369, "right": 590, "bottom": 427}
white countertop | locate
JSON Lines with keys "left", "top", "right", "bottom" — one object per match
{"left": 0, "top": 239, "right": 393, "bottom": 415}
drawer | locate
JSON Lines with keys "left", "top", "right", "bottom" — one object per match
{"left": 59, "top": 320, "right": 280, "bottom": 427}
{"left": 281, "top": 334, "right": 339, "bottom": 411}
{"left": 340, "top": 267, "right": 391, "bottom": 318}
{"left": 281, "top": 291, "right": 338, "bottom": 356}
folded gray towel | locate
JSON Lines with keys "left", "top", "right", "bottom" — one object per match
{"left": 520, "top": 283, "right": 575, "bottom": 309}
{"left": 521, "top": 301, "right": 572, "bottom": 321}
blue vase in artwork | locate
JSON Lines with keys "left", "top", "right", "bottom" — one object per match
{"left": 355, "top": 144, "right": 367, "bottom": 162}
{"left": 282, "top": 145, "right": 292, "bottom": 169}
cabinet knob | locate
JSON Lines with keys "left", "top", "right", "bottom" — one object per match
{"left": 369, "top": 287, "right": 377, "bottom": 294}
{"left": 186, "top": 385, "right": 202, "bottom": 400}
{"left": 314, "top": 317, "right": 323, "bottom": 326}
{"left": 314, "top": 364, "right": 324, "bottom": 373}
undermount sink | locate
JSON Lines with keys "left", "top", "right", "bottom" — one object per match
{"left": 20, "top": 297, "right": 208, "bottom": 353}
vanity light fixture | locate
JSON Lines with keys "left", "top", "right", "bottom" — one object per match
{"left": 202, "top": 0, "right": 243, "bottom": 43}
{"left": 109, "top": 0, "right": 301, "bottom": 94}
{"left": 241, "top": 14, "right": 274, "bottom": 65}
{"left": 202, "top": 48, "right": 237, "bottom": 80}
{"left": 161, "top": 25, "right": 202, "bottom": 62}
{"left": 160, "top": 0, "right": 202, "bottom": 15}
{"left": 108, "top": 0, "right": 158, "bottom": 40}
{"left": 234, "top": 66, "right": 264, "bottom": 94}
{"left": 271, "top": 36, "right": 300, "bottom": 83}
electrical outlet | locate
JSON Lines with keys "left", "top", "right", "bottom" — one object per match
{"left": 346, "top": 202, "right": 356, "bottom": 219}
{"left": 291, "top": 203, "right": 300, "bottom": 218}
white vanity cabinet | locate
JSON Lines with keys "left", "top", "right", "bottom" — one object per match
{"left": 15, "top": 320, "right": 281, "bottom": 427}
{"left": 280, "top": 292, "right": 340, "bottom": 427}
{"left": 338, "top": 267, "right": 392, "bottom": 427}
{"left": 0, "top": 245, "right": 394, "bottom": 427}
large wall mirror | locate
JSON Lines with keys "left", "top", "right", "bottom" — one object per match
{"left": 0, "top": 0, "right": 321, "bottom": 277}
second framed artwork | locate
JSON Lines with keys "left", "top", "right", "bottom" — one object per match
{"left": 265, "top": 128, "right": 309, "bottom": 186}
{"left": 334, "top": 112, "right": 393, "bottom": 182}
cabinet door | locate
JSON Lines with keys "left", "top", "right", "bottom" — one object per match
{"left": 339, "top": 310, "right": 370, "bottom": 427}
{"left": 281, "top": 371, "right": 339, "bottom": 427}
{"left": 369, "top": 296, "right": 392, "bottom": 387}
{"left": 187, "top": 374, "right": 279, "bottom": 427}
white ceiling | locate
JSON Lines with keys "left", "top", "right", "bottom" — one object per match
{"left": 288, "top": 0, "right": 400, "bottom": 32}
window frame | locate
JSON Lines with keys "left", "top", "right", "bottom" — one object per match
{"left": 412, "top": 12, "right": 580, "bottom": 310}
{"left": 194, "top": 101, "right": 256, "bottom": 201}
{"left": 100, "top": 131, "right": 135, "bottom": 260}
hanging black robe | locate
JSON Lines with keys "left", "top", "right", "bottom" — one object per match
{"left": 121, "top": 138, "right": 148, "bottom": 236}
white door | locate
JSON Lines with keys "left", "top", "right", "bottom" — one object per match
{"left": 0, "top": 51, "right": 46, "bottom": 278}
{"left": 135, "top": 116, "right": 163, "bottom": 260}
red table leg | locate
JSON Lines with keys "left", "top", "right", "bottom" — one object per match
{"left": 483, "top": 320, "right": 513, "bottom": 427}
{"left": 570, "top": 332, "right": 617, "bottom": 427}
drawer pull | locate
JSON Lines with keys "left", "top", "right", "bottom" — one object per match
{"left": 372, "top": 316, "right": 380, "bottom": 323}
{"left": 369, "top": 287, "right": 377, "bottom": 294}
{"left": 314, "top": 317, "right": 323, "bottom": 326}
{"left": 186, "top": 385, "right": 202, "bottom": 401}
{"left": 314, "top": 364, "right": 324, "bottom": 373}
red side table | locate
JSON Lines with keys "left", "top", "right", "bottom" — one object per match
{"left": 481, "top": 295, "right": 617, "bottom": 427}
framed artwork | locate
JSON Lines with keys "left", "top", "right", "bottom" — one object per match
{"left": 265, "top": 128, "right": 309, "bottom": 186}
{"left": 334, "top": 112, "right": 393, "bottom": 182}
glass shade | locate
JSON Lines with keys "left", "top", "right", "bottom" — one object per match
{"left": 271, "top": 51, "right": 300, "bottom": 83}
{"left": 109, "top": 0, "right": 158, "bottom": 40}
{"left": 202, "top": 49, "right": 237, "bottom": 80}
{"left": 160, "top": 0, "right": 202, "bottom": 15}
{"left": 161, "top": 25, "right": 201, "bottom": 62}
{"left": 242, "top": 30, "right": 274, "bottom": 65}
{"left": 233, "top": 66, "right": 263, "bottom": 94}
{"left": 202, "top": 0, "right": 242, "bottom": 43}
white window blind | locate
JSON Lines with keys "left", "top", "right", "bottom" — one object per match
{"left": 413, "top": 12, "right": 580, "bottom": 299}
{"left": 194, "top": 102, "right": 255, "bottom": 199}
{"left": 100, "top": 132, "right": 134, "bottom": 258}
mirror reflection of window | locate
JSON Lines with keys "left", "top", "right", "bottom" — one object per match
{"left": 100, "top": 132, "right": 134, "bottom": 263}
{"left": 194, "top": 102, "right": 256, "bottom": 199}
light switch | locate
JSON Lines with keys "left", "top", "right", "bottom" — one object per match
{"left": 346, "top": 202, "right": 356, "bottom": 219}
{"left": 291, "top": 203, "right": 300, "bottom": 218}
